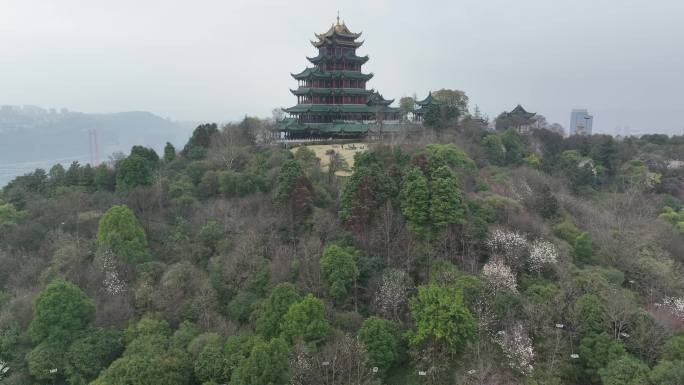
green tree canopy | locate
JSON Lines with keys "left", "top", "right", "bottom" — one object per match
{"left": 129, "top": 145, "right": 159, "bottom": 168}
{"left": 280, "top": 294, "right": 331, "bottom": 347}
{"left": 163, "top": 142, "right": 176, "bottom": 163}
{"left": 29, "top": 279, "right": 95, "bottom": 345}
{"left": 48, "top": 163, "right": 66, "bottom": 185}
{"left": 0, "top": 199, "right": 23, "bottom": 227}
{"left": 92, "top": 351, "right": 192, "bottom": 385}
{"left": 649, "top": 360, "right": 684, "bottom": 385}
{"left": 116, "top": 154, "right": 153, "bottom": 191}
{"left": 230, "top": 338, "right": 290, "bottom": 385}
{"left": 97, "top": 205, "right": 149, "bottom": 264}
{"left": 93, "top": 164, "right": 116, "bottom": 191}
{"left": 194, "top": 339, "right": 227, "bottom": 384}
{"left": 578, "top": 332, "right": 626, "bottom": 382}
{"left": 400, "top": 167, "right": 430, "bottom": 237}
{"left": 255, "top": 283, "right": 301, "bottom": 339}
{"left": 423, "top": 143, "right": 476, "bottom": 174}
{"left": 432, "top": 88, "right": 468, "bottom": 113}
{"left": 274, "top": 159, "right": 314, "bottom": 231}
{"left": 598, "top": 355, "right": 650, "bottom": 385}
{"left": 320, "top": 245, "right": 359, "bottom": 301}
{"left": 65, "top": 328, "right": 123, "bottom": 385}
{"left": 26, "top": 341, "right": 65, "bottom": 382}
{"left": 338, "top": 151, "right": 398, "bottom": 233}
{"left": 92, "top": 314, "right": 192, "bottom": 385}
{"left": 357, "top": 316, "right": 404, "bottom": 378}
{"left": 408, "top": 284, "right": 476, "bottom": 353}
{"left": 572, "top": 294, "right": 607, "bottom": 337}
{"left": 182, "top": 123, "right": 219, "bottom": 159}
{"left": 423, "top": 104, "right": 459, "bottom": 129}
{"left": 482, "top": 134, "right": 506, "bottom": 166}
{"left": 274, "top": 160, "right": 306, "bottom": 204}
{"left": 501, "top": 128, "right": 525, "bottom": 165}
{"left": 429, "top": 166, "right": 465, "bottom": 229}
{"left": 663, "top": 334, "right": 684, "bottom": 361}
{"left": 224, "top": 333, "right": 261, "bottom": 381}
{"left": 574, "top": 232, "right": 594, "bottom": 265}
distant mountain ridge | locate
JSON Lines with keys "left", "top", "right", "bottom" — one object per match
{"left": 0, "top": 105, "right": 196, "bottom": 186}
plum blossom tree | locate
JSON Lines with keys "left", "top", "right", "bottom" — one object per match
{"left": 374, "top": 269, "right": 412, "bottom": 321}
{"left": 657, "top": 296, "right": 684, "bottom": 320}
{"left": 99, "top": 249, "right": 126, "bottom": 295}
{"left": 486, "top": 228, "right": 529, "bottom": 270}
{"left": 528, "top": 240, "right": 558, "bottom": 274}
{"left": 0, "top": 360, "right": 9, "bottom": 380}
{"left": 482, "top": 260, "right": 518, "bottom": 294}
{"left": 494, "top": 323, "right": 535, "bottom": 375}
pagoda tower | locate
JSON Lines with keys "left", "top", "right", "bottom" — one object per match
{"left": 279, "top": 17, "right": 400, "bottom": 138}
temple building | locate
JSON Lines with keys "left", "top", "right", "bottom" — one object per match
{"left": 278, "top": 17, "right": 401, "bottom": 138}
{"left": 495, "top": 104, "right": 537, "bottom": 134}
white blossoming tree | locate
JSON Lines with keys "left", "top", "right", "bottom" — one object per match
{"left": 486, "top": 228, "right": 529, "bottom": 271}
{"left": 528, "top": 239, "right": 558, "bottom": 274}
{"left": 658, "top": 296, "right": 684, "bottom": 320}
{"left": 0, "top": 360, "right": 9, "bottom": 380}
{"left": 482, "top": 260, "right": 518, "bottom": 294}
{"left": 375, "top": 269, "right": 413, "bottom": 321}
{"left": 98, "top": 249, "right": 126, "bottom": 295}
{"left": 289, "top": 342, "right": 313, "bottom": 385}
{"left": 495, "top": 323, "right": 535, "bottom": 375}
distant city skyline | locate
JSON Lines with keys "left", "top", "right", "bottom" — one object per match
{"left": 1, "top": 0, "right": 683, "bottom": 136}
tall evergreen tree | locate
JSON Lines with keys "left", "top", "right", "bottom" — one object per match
{"left": 399, "top": 167, "right": 431, "bottom": 237}
{"left": 163, "top": 142, "right": 176, "bottom": 163}
{"left": 429, "top": 166, "right": 465, "bottom": 229}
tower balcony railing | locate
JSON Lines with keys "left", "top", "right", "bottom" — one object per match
{"left": 300, "top": 82, "right": 366, "bottom": 89}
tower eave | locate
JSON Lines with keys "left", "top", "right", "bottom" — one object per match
{"left": 311, "top": 39, "right": 364, "bottom": 48}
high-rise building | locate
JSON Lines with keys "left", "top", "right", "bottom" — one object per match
{"left": 570, "top": 109, "right": 593, "bottom": 136}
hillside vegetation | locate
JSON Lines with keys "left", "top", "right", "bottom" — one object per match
{"left": 0, "top": 106, "right": 194, "bottom": 186}
{"left": 1, "top": 117, "right": 683, "bottom": 385}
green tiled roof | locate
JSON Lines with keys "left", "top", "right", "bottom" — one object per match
{"left": 505, "top": 104, "right": 536, "bottom": 118}
{"left": 290, "top": 87, "right": 374, "bottom": 96}
{"left": 292, "top": 67, "right": 373, "bottom": 80}
{"left": 312, "top": 39, "right": 363, "bottom": 48}
{"left": 276, "top": 120, "right": 405, "bottom": 134}
{"left": 307, "top": 51, "right": 369, "bottom": 64}
{"left": 284, "top": 104, "right": 379, "bottom": 114}
{"left": 367, "top": 91, "right": 394, "bottom": 106}
{"left": 283, "top": 104, "right": 400, "bottom": 114}
{"left": 415, "top": 91, "right": 442, "bottom": 106}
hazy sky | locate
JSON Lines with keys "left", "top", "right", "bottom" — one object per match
{"left": 1, "top": 0, "right": 683, "bottom": 135}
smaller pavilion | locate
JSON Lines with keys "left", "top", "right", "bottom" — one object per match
{"left": 413, "top": 91, "right": 443, "bottom": 122}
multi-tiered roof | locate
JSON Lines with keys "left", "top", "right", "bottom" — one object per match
{"left": 413, "top": 92, "right": 443, "bottom": 120}
{"left": 279, "top": 17, "right": 400, "bottom": 138}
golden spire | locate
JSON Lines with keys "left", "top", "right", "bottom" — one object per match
{"left": 336, "top": 11, "right": 340, "bottom": 25}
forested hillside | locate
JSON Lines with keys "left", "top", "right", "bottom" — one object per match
{"left": 1, "top": 118, "right": 683, "bottom": 385}
{"left": 0, "top": 106, "right": 194, "bottom": 186}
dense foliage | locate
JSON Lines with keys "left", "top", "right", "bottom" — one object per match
{"left": 1, "top": 116, "right": 683, "bottom": 385}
